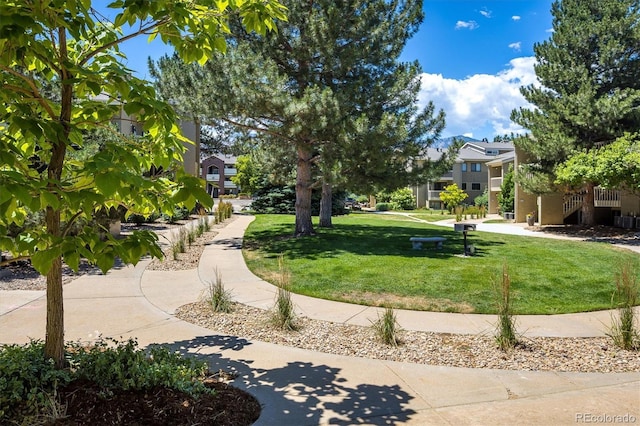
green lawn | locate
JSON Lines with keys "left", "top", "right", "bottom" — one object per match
{"left": 242, "top": 213, "right": 640, "bottom": 314}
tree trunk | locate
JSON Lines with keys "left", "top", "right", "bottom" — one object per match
{"left": 295, "top": 143, "right": 315, "bottom": 236}
{"left": 44, "top": 27, "right": 71, "bottom": 368}
{"left": 581, "top": 182, "right": 596, "bottom": 226}
{"left": 319, "top": 180, "right": 333, "bottom": 228}
{"left": 44, "top": 207, "right": 65, "bottom": 368}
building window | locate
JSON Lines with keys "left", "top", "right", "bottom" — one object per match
{"left": 461, "top": 183, "right": 467, "bottom": 190}
{"left": 461, "top": 163, "right": 467, "bottom": 172}
{"left": 433, "top": 182, "right": 445, "bottom": 190}
{"left": 471, "top": 183, "right": 481, "bottom": 191}
{"left": 471, "top": 163, "right": 481, "bottom": 172}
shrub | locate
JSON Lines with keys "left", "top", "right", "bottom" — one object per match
{"left": 0, "top": 341, "right": 71, "bottom": 423}
{"left": 204, "top": 268, "right": 233, "bottom": 313}
{"left": 494, "top": 263, "right": 518, "bottom": 351}
{"left": 356, "top": 195, "right": 369, "bottom": 205}
{"left": 196, "top": 220, "right": 205, "bottom": 237}
{"left": 251, "top": 184, "right": 348, "bottom": 215}
{"left": 465, "top": 205, "right": 479, "bottom": 219}
{"left": 374, "top": 191, "right": 392, "bottom": 203}
{"left": 187, "top": 228, "right": 197, "bottom": 247}
{"left": 171, "top": 228, "right": 187, "bottom": 259}
{"left": 440, "top": 183, "right": 468, "bottom": 212}
{"left": 164, "top": 206, "right": 190, "bottom": 223}
{"left": 497, "top": 165, "right": 515, "bottom": 214}
{"left": 607, "top": 262, "right": 640, "bottom": 350}
{"left": 218, "top": 200, "right": 234, "bottom": 219}
{"left": 0, "top": 339, "right": 214, "bottom": 424}
{"left": 375, "top": 202, "right": 393, "bottom": 211}
{"left": 474, "top": 188, "right": 489, "bottom": 208}
{"left": 389, "top": 188, "right": 416, "bottom": 210}
{"left": 370, "top": 307, "right": 402, "bottom": 346}
{"left": 454, "top": 205, "right": 463, "bottom": 222}
{"left": 270, "top": 255, "right": 297, "bottom": 331}
{"left": 68, "top": 338, "right": 211, "bottom": 396}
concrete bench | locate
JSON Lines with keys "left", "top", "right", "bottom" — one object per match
{"left": 410, "top": 237, "right": 446, "bottom": 250}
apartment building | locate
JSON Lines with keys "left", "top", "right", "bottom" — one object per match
{"left": 502, "top": 147, "right": 640, "bottom": 226}
{"left": 413, "top": 140, "right": 514, "bottom": 209}
{"left": 101, "top": 93, "right": 201, "bottom": 176}
{"left": 486, "top": 151, "right": 515, "bottom": 216}
{"left": 201, "top": 154, "right": 239, "bottom": 198}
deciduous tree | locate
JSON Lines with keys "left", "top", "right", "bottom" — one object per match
{"left": 511, "top": 0, "right": 640, "bottom": 225}
{"left": 0, "top": 0, "right": 284, "bottom": 367}
{"left": 555, "top": 133, "right": 640, "bottom": 193}
{"left": 440, "top": 183, "right": 468, "bottom": 212}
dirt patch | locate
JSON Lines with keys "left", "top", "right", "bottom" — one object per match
{"left": 536, "top": 224, "right": 640, "bottom": 244}
{"left": 339, "top": 291, "right": 476, "bottom": 313}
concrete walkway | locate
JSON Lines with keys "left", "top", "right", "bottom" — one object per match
{"left": 1, "top": 214, "right": 638, "bottom": 425}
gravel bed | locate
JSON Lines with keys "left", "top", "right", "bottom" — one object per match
{"left": 0, "top": 260, "right": 102, "bottom": 291}
{"left": 176, "top": 301, "right": 640, "bottom": 373}
{"left": 4, "top": 216, "right": 639, "bottom": 373}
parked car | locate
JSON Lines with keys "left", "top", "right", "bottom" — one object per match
{"left": 345, "top": 198, "right": 361, "bottom": 210}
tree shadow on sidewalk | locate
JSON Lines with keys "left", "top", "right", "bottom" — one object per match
{"left": 162, "top": 334, "right": 417, "bottom": 425}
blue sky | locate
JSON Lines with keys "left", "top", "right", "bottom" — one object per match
{"left": 403, "top": 1, "right": 554, "bottom": 140}
{"left": 117, "top": 1, "right": 555, "bottom": 141}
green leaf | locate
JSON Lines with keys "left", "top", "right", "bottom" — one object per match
{"left": 96, "top": 251, "right": 115, "bottom": 274}
{"left": 64, "top": 251, "right": 80, "bottom": 272}
{"left": 40, "top": 191, "right": 60, "bottom": 210}
{"left": 31, "top": 247, "right": 61, "bottom": 275}
{"left": 95, "top": 173, "right": 119, "bottom": 197}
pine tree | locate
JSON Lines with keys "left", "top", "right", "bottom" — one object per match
{"left": 511, "top": 0, "right": 640, "bottom": 225}
{"left": 151, "top": 0, "right": 448, "bottom": 235}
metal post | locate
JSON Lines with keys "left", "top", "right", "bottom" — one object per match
{"left": 463, "top": 230, "right": 468, "bottom": 256}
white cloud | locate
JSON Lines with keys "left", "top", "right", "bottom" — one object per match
{"left": 418, "top": 57, "right": 538, "bottom": 138}
{"left": 455, "top": 20, "right": 479, "bottom": 30}
{"left": 509, "top": 42, "right": 521, "bottom": 51}
{"left": 479, "top": 8, "right": 492, "bottom": 18}
{"left": 512, "top": 15, "right": 521, "bottom": 21}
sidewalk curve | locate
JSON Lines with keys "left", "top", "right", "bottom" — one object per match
{"left": 0, "top": 214, "right": 638, "bottom": 425}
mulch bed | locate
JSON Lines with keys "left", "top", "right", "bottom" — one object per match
{"left": 47, "top": 379, "right": 260, "bottom": 426}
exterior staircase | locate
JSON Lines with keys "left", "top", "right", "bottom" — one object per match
{"left": 563, "top": 187, "right": 621, "bottom": 219}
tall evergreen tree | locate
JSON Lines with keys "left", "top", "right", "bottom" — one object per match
{"left": 511, "top": 0, "right": 640, "bottom": 225}
{"left": 151, "top": 0, "right": 448, "bottom": 235}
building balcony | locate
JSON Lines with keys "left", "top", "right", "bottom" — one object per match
{"left": 427, "top": 190, "right": 442, "bottom": 200}
{"left": 224, "top": 168, "right": 237, "bottom": 175}
{"left": 206, "top": 174, "right": 220, "bottom": 182}
{"left": 490, "top": 177, "right": 503, "bottom": 191}
{"left": 224, "top": 182, "right": 237, "bottom": 189}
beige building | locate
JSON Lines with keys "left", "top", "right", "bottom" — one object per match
{"left": 101, "top": 93, "right": 200, "bottom": 176}
{"left": 413, "top": 141, "right": 514, "bottom": 209}
{"left": 487, "top": 146, "right": 640, "bottom": 226}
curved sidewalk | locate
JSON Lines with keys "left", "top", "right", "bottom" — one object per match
{"left": 201, "top": 214, "right": 638, "bottom": 338}
{"left": 0, "top": 214, "right": 638, "bottom": 425}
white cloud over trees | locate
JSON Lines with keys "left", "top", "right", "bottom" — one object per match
{"left": 418, "top": 57, "right": 538, "bottom": 138}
